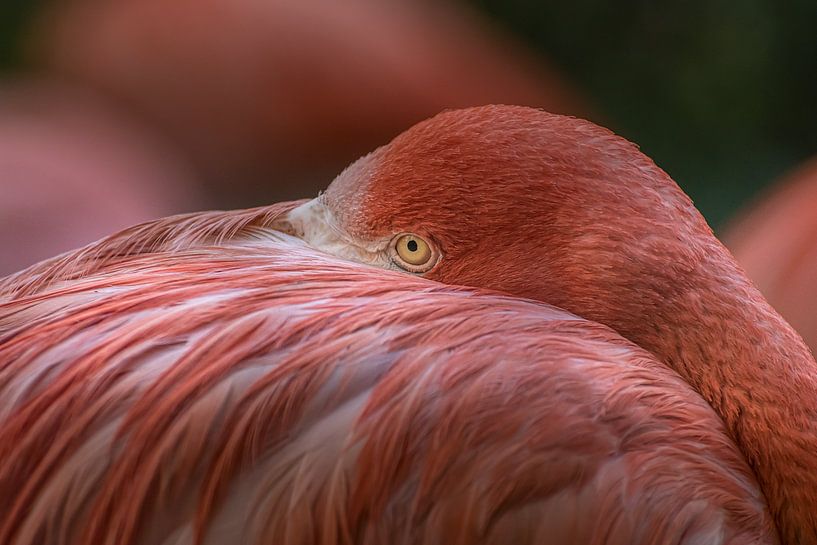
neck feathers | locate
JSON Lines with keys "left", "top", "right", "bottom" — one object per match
{"left": 611, "top": 240, "right": 817, "bottom": 543}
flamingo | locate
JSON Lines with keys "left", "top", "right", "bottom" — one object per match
{"left": 725, "top": 157, "right": 817, "bottom": 352}
{"left": 1, "top": 106, "right": 815, "bottom": 544}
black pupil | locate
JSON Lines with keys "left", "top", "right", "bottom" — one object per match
{"left": 407, "top": 239, "right": 418, "bottom": 252}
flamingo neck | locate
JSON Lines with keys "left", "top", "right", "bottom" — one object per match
{"left": 610, "top": 251, "right": 817, "bottom": 544}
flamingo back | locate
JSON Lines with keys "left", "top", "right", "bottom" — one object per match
{"left": 0, "top": 232, "right": 775, "bottom": 545}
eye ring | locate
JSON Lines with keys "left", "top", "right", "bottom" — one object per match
{"left": 389, "top": 233, "right": 440, "bottom": 273}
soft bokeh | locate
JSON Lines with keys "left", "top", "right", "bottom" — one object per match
{"left": 725, "top": 158, "right": 817, "bottom": 351}
{"left": 0, "top": 79, "right": 201, "bottom": 274}
{"left": 33, "top": 0, "right": 589, "bottom": 208}
{"left": 1, "top": 0, "right": 592, "bottom": 274}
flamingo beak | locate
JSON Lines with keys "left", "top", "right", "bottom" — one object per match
{"left": 270, "top": 198, "right": 392, "bottom": 268}
{"left": 271, "top": 198, "right": 339, "bottom": 243}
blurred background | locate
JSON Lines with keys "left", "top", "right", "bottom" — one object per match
{"left": 0, "top": 1, "right": 815, "bottom": 341}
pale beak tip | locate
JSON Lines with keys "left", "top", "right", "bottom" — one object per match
{"left": 268, "top": 198, "right": 323, "bottom": 239}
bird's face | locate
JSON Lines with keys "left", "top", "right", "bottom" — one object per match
{"left": 273, "top": 106, "right": 553, "bottom": 292}
{"left": 273, "top": 105, "right": 699, "bottom": 310}
{"left": 275, "top": 196, "right": 442, "bottom": 274}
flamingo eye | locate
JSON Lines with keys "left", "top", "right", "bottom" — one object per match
{"left": 390, "top": 233, "right": 438, "bottom": 273}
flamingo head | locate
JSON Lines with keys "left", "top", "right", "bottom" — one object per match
{"left": 273, "top": 105, "right": 715, "bottom": 320}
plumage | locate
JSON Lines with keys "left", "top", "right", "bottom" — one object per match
{"left": 1, "top": 105, "right": 815, "bottom": 544}
{"left": 0, "top": 238, "right": 771, "bottom": 545}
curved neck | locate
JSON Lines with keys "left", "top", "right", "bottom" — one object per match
{"left": 607, "top": 249, "right": 817, "bottom": 544}
{"left": 513, "top": 161, "right": 817, "bottom": 542}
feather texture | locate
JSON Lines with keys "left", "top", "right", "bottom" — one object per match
{"left": 0, "top": 236, "right": 773, "bottom": 544}
{"left": 0, "top": 201, "right": 306, "bottom": 299}
{"left": 4, "top": 104, "right": 813, "bottom": 544}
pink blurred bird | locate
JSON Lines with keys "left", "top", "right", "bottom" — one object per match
{"left": 31, "top": 0, "right": 589, "bottom": 204}
{"left": 725, "top": 157, "right": 817, "bottom": 352}
{"left": 2, "top": 106, "right": 816, "bottom": 544}
{"left": 0, "top": 81, "right": 200, "bottom": 275}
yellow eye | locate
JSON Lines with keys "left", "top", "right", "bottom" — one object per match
{"left": 390, "top": 233, "right": 438, "bottom": 272}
